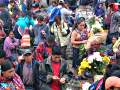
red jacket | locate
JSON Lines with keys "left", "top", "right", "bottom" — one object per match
{"left": 36, "top": 42, "right": 53, "bottom": 62}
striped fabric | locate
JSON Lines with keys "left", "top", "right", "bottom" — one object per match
{"left": 21, "top": 34, "right": 30, "bottom": 48}
{"left": 0, "top": 73, "right": 25, "bottom": 90}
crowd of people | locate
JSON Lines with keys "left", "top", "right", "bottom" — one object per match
{"left": 0, "top": 0, "right": 120, "bottom": 90}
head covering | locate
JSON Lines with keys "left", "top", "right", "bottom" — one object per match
{"left": 105, "top": 76, "right": 120, "bottom": 89}
{"left": 113, "top": 3, "right": 119, "bottom": 11}
{"left": 59, "top": 0, "right": 64, "bottom": 3}
{"left": 37, "top": 15, "right": 44, "bottom": 21}
{"left": 23, "top": 49, "right": 32, "bottom": 56}
{"left": 1, "top": 60, "right": 13, "bottom": 72}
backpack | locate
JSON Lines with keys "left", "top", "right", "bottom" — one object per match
{"left": 21, "top": 28, "right": 31, "bottom": 48}
{"left": 49, "top": 7, "right": 61, "bottom": 24}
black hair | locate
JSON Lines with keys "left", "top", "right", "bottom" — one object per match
{"left": 10, "top": 0, "right": 14, "bottom": 3}
{"left": 1, "top": 60, "right": 13, "bottom": 72}
{"left": 8, "top": 30, "right": 14, "bottom": 34}
{"left": 112, "top": 35, "right": 118, "bottom": 40}
{"left": 52, "top": 46, "right": 61, "bottom": 55}
{"left": 104, "top": 64, "right": 120, "bottom": 79}
{"left": 59, "top": 2, "right": 64, "bottom": 6}
{"left": 101, "top": 64, "right": 120, "bottom": 89}
{"left": 73, "top": 17, "right": 86, "bottom": 30}
{"left": 0, "top": 50, "right": 6, "bottom": 58}
{"left": 47, "top": 35, "right": 55, "bottom": 43}
{"left": 118, "top": 4, "right": 120, "bottom": 11}
{"left": 111, "top": 70, "right": 120, "bottom": 78}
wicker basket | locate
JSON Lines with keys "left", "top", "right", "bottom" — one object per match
{"left": 66, "top": 80, "right": 81, "bottom": 90}
{"left": 66, "top": 84, "right": 81, "bottom": 90}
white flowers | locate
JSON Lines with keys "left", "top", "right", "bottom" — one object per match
{"left": 88, "top": 52, "right": 103, "bottom": 63}
{"left": 91, "top": 17, "right": 103, "bottom": 33}
{"left": 91, "top": 21, "right": 102, "bottom": 31}
{"left": 82, "top": 82, "right": 91, "bottom": 90}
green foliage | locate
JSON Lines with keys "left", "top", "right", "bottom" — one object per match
{"left": 90, "top": 59, "right": 106, "bottom": 75}
{"left": 79, "top": 44, "right": 86, "bottom": 56}
{"left": 92, "top": 27, "right": 101, "bottom": 34}
{"left": 88, "top": 17, "right": 96, "bottom": 28}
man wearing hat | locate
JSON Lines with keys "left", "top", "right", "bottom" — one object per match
{"left": 0, "top": 60, "right": 25, "bottom": 90}
{"left": 33, "top": 15, "right": 50, "bottom": 47}
{"left": 109, "top": 3, "right": 120, "bottom": 44}
{"left": 16, "top": 49, "right": 40, "bottom": 90}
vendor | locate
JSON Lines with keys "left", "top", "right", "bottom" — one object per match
{"left": 71, "top": 17, "right": 88, "bottom": 70}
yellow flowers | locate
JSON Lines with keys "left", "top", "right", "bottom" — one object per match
{"left": 78, "top": 58, "right": 91, "bottom": 75}
{"left": 102, "top": 56, "right": 110, "bottom": 63}
{"left": 78, "top": 52, "right": 110, "bottom": 76}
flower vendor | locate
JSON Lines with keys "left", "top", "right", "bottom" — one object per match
{"left": 109, "top": 3, "right": 120, "bottom": 43}
{"left": 71, "top": 17, "right": 88, "bottom": 70}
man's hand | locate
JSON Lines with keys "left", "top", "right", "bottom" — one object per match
{"left": 52, "top": 76, "right": 59, "bottom": 80}
{"left": 60, "top": 78, "right": 66, "bottom": 84}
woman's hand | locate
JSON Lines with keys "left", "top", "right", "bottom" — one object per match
{"left": 81, "top": 40, "right": 88, "bottom": 44}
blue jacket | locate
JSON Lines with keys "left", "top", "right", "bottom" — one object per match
{"left": 49, "top": 7, "right": 61, "bottom": 24}
{"left": 21, "top": 3, "right": 27, "bottom": 14}
{"left": 89, "top": 78, "right": 104, "bottom": 90}
{"left": 0, "top": 0, "right": 9, "bottom": 6}
{"left": 95, "top": 5, "right": 105, "bottom": 17}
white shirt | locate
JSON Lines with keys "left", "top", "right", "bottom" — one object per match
{"left": 60, "top": 7, "right": 73, "bottom": 23}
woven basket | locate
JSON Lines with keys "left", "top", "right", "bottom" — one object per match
{"left": 85, "top": 30, "right": 108, "bottom": 50}
{"left": 66, "top": 80, "right": 81, "bottom": 90}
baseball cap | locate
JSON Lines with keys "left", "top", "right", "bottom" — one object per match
{"left": 23, "top": 49, "right": 32, "bottom": 56}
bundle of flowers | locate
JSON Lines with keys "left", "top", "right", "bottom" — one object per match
{"left": 87, "top": 16, "right": 104, "bottom": 35}
{"left": 78, "top": 52, "right": 110, "bottom": 76}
